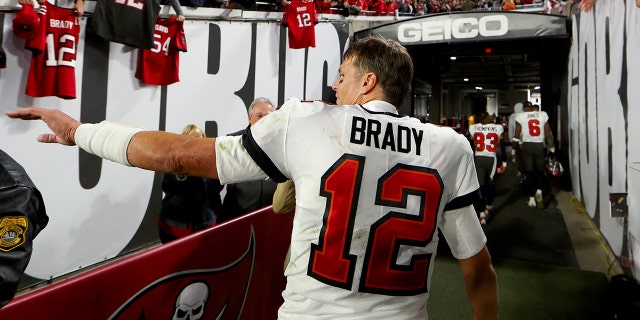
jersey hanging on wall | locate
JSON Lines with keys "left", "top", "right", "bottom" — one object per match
{"left": 282, "top": 0, "right": 318, "bottom": 49}
{"left": 92, "top": 0, "right": 160, "bottom": 49}
{"left": 135, "top": 16, "right": 187, "bottom": 86}
{"left": 25, "top": 4, "right": 80, "bottom": 100}
{"left": 0, "top": 45, "right": 6, "bottom": 69}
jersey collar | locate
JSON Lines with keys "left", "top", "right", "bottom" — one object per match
{"left": 360, "top": 100, "right": 398, "bottom": 115}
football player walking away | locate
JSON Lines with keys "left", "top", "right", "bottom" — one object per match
{"left": 7, "top": 35, "right": 498, "bottom": 319}
{"left": 512, "top": 101, "right": 555, "bottom": 209}
{"left": 508, "top": 102, "right": 526, "bottom": 180}
{"left": 469, "top": 113, "right": 506, "bottom": 225}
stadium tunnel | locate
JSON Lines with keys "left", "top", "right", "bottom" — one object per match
{"left": 354, "top": 10, "right": 572, "bottom": 150}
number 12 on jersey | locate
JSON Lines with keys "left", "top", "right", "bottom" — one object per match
{"left": 309, "top": 154, "right": 443, "bottom": 296}
{"left": 296, "top": 12, "right": 312, "bottom": 27}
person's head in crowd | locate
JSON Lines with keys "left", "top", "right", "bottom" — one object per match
{"left": 513, "top": 102, "right": 523, "bottom": 113}
{"left": 181, "top": 124, "right": 206, "bottom": 138}
{"left": 247, "top": 97, "right": 275, "bottom": 126}
{"left": 523, "top": 100, "right": 534, "bottom": 111}
{"left": 334, "top": 35, "right": 413, "bottom": 108}
{"left": 480, "top": 112, "right": 493, "bottom": 125}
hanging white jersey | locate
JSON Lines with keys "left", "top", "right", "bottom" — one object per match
{"left": 215, "top": 98, "right": 486, "bottom": 319}
{"left": 468, "top": 123, "right": 504, "bottom": 158}
{"left": 515, "top": 111, "right": 549, "bottom": 143}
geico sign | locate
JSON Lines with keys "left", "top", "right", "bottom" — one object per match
{"left": 398, "top": 15, "right": 508, "bottom": 42}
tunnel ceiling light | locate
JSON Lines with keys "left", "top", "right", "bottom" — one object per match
{"left": 450, "top": 56, "right": 457, "bottom": 60}
{"left": 464, "top": 78, "right": 469, "bottom": 82}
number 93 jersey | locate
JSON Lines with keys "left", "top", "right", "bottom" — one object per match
{"left": 216, "top": 98, "right": 485, "bottom": 319}
{"left": 468, "top": 123, "right": 504, "bottom": 158}
{"left": 25, "top": 4, "right": 80, "bottom": 100}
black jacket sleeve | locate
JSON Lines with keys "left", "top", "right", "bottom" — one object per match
{"left": 0, "top": 149, "right": 49, "bottom": 308}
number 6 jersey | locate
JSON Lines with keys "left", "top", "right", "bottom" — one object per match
{"left": 215, "top": 98, "right": 486, "bottom": 319}
{"left": 515, "top": 110, "right": 550, "bottom": 143}
{"left": 25, "top": 4, "right": 80, "bottom": 100}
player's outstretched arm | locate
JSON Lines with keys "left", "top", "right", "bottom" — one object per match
{"left": 458, "top": 245, "right": 498, "bottom": 320}
{"left": 5, "top": 107, "right": 219, "bottom": 179}
{"left": 6, "top": 107, "right": 81, "bottom": 146}
{"left": 127, "top": 130, "right": 218, "bottom": 179}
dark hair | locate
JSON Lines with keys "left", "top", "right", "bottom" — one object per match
{"left": 343, "top": 35, "right": 414, "bottom": 108}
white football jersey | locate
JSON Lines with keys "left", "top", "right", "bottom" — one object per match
{"left": 468, "top": 123, "right": 504, "bottom": 158}
{"left": 216, "top": 98, "right": 486, "bottom": 319}
{"left": 515, "top": 111, "right": 549, "bottom": 143}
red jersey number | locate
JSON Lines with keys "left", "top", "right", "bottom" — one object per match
{"left": 309, "top": 154, "right": 442, "bottom": 295}
{"left": 528, "top": 119, "right": 541, "bottom": 136}
{"left": 473, "top": 132, "right": 499, "bottom": 153}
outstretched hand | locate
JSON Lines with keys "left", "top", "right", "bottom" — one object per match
{"left": 5, "top": 107, "right": 82, "bottom": 146}
{"left": 579, "top": 0, "right": 595, "bottom": 12}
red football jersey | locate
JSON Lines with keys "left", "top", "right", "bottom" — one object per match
{"left": 25, "top": 4, "right": 80, "bottom": 100}
{"left": 282, "top": 1, "right": 318, "bottom": 49}
{"left": 135, "top": 16, "right": 187, "bottom": 86}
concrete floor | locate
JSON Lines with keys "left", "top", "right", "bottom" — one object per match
{"left": 557, "top": 190, "right": 625, "bottom": 279}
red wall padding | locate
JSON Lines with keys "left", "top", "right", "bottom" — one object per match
{"left": 0, "top": 207, "right": 294, "bottom": 319}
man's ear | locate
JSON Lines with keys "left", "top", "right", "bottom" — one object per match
{"left": 360, "top": 72, "right": 377, "bottom": 95}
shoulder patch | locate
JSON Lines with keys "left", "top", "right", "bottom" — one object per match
{"left": 0, "top": 216, "right": 29, "bottom": 252}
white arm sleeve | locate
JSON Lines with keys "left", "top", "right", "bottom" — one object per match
{"left": 215, "top": 135, "right": 268, "bottom": 184}
{"left": 74, "top": 121, "right": 143, "bottom": 167}
{"left": 440, "top": 205, "right": 487, "bottom": 260}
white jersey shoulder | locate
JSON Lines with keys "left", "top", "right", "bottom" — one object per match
{"left": 515, "top": 111, "right": 548, "bottom": 143}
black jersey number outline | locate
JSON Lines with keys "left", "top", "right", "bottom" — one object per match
{"left": 308, "top": 154, "right": 443, "bottom": 296}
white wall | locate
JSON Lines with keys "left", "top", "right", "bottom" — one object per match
{"left": 567, "top": 1, "right": 640, "bottom": 280}
{"left": 0, "top": 10, "right": 348, "bottom": 281}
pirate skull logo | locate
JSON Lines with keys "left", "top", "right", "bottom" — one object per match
{"left": 172, "top": 282, "right": 209, "bottom": 320}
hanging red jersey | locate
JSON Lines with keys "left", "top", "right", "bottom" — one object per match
{"left": 282, "top": 0, "right": 318, "bottom": 49}
{"left": 25, "top": 4, "right": 80, "bottom": 100}
{"left": 135, "top": 17, "right": 187, "bottom": 86}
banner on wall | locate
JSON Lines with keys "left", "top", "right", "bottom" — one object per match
{"left": 358, "top": 11, "right": 569, "bottom": 44}
{"left": 0, "top": 207, "right": 293, "bottom": 319}
{"left": 566, "top": 0, "right": 640, "bottom": 280}
{"left": 1, "top": 13, "right": 348, "bottom": 286}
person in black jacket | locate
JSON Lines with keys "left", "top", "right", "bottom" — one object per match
{"left": 0, "top": 149, "right": 48, "bottom": 308}
{"left": 157, "top": 125, "right": 217, "bottom": 243}
{"left": 218, "top": 97, "right": 277, "bottom": 223}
